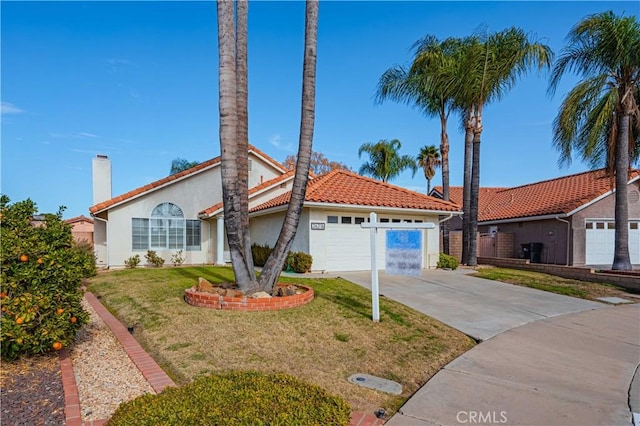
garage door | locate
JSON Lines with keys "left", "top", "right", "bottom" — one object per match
{"left": 325, "top": 223, "right": 385, "bottom": 271}
{"left": 585, "top": 220, "right": 640, "bottom": 264}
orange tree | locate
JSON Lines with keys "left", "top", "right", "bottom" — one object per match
{"left": 1, "top": 196, "right": 92, "bottom": 360}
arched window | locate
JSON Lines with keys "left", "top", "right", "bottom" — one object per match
{"left": 131, "top": 202, "right": 201, "bottom": 252}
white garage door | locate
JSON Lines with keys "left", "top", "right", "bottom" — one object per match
{"left": 325, "top": 223, "right": 385, "bottom": 271}
{"left": 585, "top": 220, "right": 640, "bottom": 265}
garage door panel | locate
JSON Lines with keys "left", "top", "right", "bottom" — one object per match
{"left": 585, "top": 220, "right": 639, "bottom": 265}
{"left": 325, "top": 225, "right": 385, "bottom": 271}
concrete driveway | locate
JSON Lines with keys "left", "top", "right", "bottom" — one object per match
{"left": 339, "top": 268, "right": 603, "bottom": 341}
{"left": 338, "top": 269, "right": 639, "bottom": 425}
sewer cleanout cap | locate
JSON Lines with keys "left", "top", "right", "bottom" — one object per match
{"left": 347, "top": 373, "right": 402, "bottom": 395}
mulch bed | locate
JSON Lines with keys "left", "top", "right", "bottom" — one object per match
{"left": 0, "top": 354, "right": 65, "bottom": 426}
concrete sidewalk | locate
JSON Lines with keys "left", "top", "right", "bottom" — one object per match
{"left": 339, "top": 269, "right": 603, "bottom": 341}
{"left": 387, "top": 303, "right": 640, "bottom": 426}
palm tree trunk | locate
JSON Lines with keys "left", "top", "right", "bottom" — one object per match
{"left": 235, "top": 0, "right": 257, "bottom": 287}
{"left": 462, "top": 107, "right": 475, "bottom": 264}
{"left": 612, "top": 111, "right": 632, "bottom": 270}
{"left": 217, "top": 0, "right": 256, "bottom": 293}
{"left": 468, "top": 109, "right": 482, "bottom": 267}
{"left": 258, "top": 0, "right": 318, "bottom": 291}
{"left": 427, "top": 178, "right": 431, "bottom": 194}
{"left": 440, "top": 111, "right": 451, "bottom": 254}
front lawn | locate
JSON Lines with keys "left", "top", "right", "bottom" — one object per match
{"left": 473, "top": 267, "right": 633, "bottom": 300}
{"left": 87, "top": 267, "right": 474, "bottom": 415}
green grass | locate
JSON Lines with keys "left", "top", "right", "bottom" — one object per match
{"left": 88, "top": 266, "right": 474, "bottom": 415}
{"left": 473, "top": 268, "right": 630, "bottom": 300}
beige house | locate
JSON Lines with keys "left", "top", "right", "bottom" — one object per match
{"left": 90, "top": 146, "right": 461, "bottom": 271}
{"left": 65, "top": 215, "right": 94, "bottom": 245}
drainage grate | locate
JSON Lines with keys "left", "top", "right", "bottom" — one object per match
{"left": 347, "top": 373, "right": 402, "bottom": 395}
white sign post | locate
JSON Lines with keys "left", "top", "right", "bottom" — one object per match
{"left": 360, "top": 212, "right": 435, "bottom": 322}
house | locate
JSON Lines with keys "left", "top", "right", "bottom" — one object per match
{"left": 64, "top": 215, "right": 94, "bottom": 245}
{"left": 431, "top": 168, "right": 640, "bottom": 266}
{"left": 89, "top": 146, "right": 461, "bottom": 271}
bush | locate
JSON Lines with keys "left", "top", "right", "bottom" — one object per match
{"left": 437, "top": 253, "right": 459, "bottom": 270}
{"left": 124, "top": 255, "right": 141, "bottom": 269}
{"left": 70, "top": 239, "right": 97, "bottom": 278}
{"left": 286, "top": 251, "right": 313, "bottom": 273}
{"left": 0, "top": 196, "right": 89, "bottom": 360}
{"left": 108, "top": 371, "right": 351, "bottom": 426}
{"left": 145, "top": 250, "right": 165, "bottom": 267}
{"left": 251, "top": 243, "right": 272, "bottom": 267}
{"left": 170, "top": 250, "right": 184, "bottom": 267}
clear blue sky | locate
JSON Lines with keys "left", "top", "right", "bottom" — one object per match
{"left": 2, "top": 1, "right": 638, "bottom": 218}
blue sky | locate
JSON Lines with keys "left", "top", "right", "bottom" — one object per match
{"left": 2, "top": 1, "right": 638, "bottom": 218}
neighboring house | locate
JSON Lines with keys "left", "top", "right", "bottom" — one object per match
{"left": 89, "top": 146, "right": 461, "bottom": 271}
{"left": 431, "top": 168, "right": 640, "bottom": 266}
{"left": 65, "top": 215, "right": 94, "bottom": 245}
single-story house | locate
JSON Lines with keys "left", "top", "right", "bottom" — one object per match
{"left": 430, "top": 168, "right": 640, "bottom": 266}
{"left": 90, "top": 146, "right": 461, "bottom": 271}
{"left": 65, "top": 215, "right": 94, "bottom": 245}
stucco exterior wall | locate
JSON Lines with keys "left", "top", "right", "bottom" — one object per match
{"left": 249, "top": 209, "right": 310, "bottom": 253}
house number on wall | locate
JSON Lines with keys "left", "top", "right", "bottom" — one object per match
{"left": 310, "top": 222, "right": 325, "bottom": 230}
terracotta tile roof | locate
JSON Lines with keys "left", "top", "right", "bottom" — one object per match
{"left": 65, "top": 215, "right": 94, "bottom": 224}
{"left": 436, "top": 168, "right": 640, "bottom": 222}
{"left": 199, "top": 170, "right": 296, "bottom": 217}
{"left": 251, "top": 170, "right": 461, "bottom": 213}
{"left": 89, "top": 145, "right": 286, "bottom": 214}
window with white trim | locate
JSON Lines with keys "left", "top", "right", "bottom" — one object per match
{"left": 131, "top": 203, "right": 201, "bottom": 251}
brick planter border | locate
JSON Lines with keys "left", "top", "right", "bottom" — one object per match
{"left": 184, "top": 284, "right": 314, "bottom": 311}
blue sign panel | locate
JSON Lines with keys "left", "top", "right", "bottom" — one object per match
{"left": 386, "top": 230, "right": 422, "bottom": 277}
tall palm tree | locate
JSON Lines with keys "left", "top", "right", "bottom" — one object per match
{"left": 358, "top": 139, "right": 417, "bottom": 183}
{"left": 442, "top": 28, "right": 553, "bottom": 265}
{"left": 258, "top": 0, "right": 319, "bottom": 290}
{"left": 417, "top": 145, "right": 441, "bottom": 193}
{"left": 549, "top": 11, "right": 640, "bottom": 271}
{"left": 216, "top": 0, "right": 319, "bottom": 293}
{"left": 376, "top": 36, "right": 462, "bottom": 253}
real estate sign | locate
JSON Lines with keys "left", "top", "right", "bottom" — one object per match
{"left": 385, "top": 230, "right": 422, "bottom": 277}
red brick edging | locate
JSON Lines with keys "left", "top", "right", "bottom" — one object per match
{"left": 184, "top": 284, "right": 314, "bottom": 311}
{"left": 59, "top": 291, "right": 381, "bottom": 426}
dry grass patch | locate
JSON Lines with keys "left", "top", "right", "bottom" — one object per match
{"left": 88, "top": 267, "right": 474, "bottom": 415}
{"left": 473, "top": 267, "right": 636, "bottom": 300}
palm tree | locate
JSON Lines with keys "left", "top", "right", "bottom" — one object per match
{"left": 258, "top": 0, "right": 319, "bottom": 290}
{"left": 440, "top": 28, "right": 552, "bottom": 265}
{"left": 376, "top": 36, "right": 462, "bottom": 254}
{"left": 417, "top": 145, "right": 441, "bottom": 193}
{"left": 358, "top": 139, "right": 417, "bottom": 182}
{"left": 216, "top": 0, "right": 318, "bottom": 293}
{"left": 549, "top": 11, "right": 640, "bottom": 270}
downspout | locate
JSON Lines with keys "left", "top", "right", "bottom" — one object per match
{"left": 439, "top": 213, "right": 455, "bottom": 223}
{"left": 92, "top": 215, "right": 109, "bottom": 268}
{"left": 555, "top": 216, "right": 570, "bottom": 266}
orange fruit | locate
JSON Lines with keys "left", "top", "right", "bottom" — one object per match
{"left": 70, "top": 317, "right": 77, "bottom": 323}
{"left": 52, "top": 342, "right": 62, "bottom": 350}
{"left": 0, "top": 291, "right": 6, "bottom": 299}
{"left": 56, "top": 308, "right": 64, "bottom": 315}
{"left": 16, "top": 317, "right": 24, "bottom": 325}
{"left": 37, "top": 258, "right": 44, "bottom": 265}
{"left": 1, "top": 306, "right": 6, "bottom": 312}
{"left": 19, "top": 254, "right": 28, "bottom": 262}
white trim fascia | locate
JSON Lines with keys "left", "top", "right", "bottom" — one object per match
{"left": 248, "top": 201, "right": 462, "bottom": 217}
{"left": 480, "top": 213, "right": 569, "bottom": 226}
{"left": 93, "top": 161, "right": 222, "bottom": 215}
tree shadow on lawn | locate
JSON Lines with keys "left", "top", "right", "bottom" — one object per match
{"left": 171, "top": 266, "right": 235, "bottom": 285}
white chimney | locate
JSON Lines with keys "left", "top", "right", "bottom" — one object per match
{"left": 92, "top": 155, "right": 112, "bottom": 205}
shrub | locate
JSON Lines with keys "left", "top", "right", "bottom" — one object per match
{"left": 145, "top": 250, "right": 165, "bottom": 267}
{"left": 251, "top": 243, "right": 272, "bottom": 267}
{"left": 124, "top": 255, "right": 141, "bottom": 269}
{"left": 286, "top": 251, "right": 313, "bottom": 273}
{"left": 170, "top": 250, "right": 184, "bottom": 267}
{"left": 0, "top": 196, "right": 89, "bottom": 360}
{"left": 70, "top": 239, "right": 97, "bottom": 278}
{"left": 108, "top": 371, "right": 351, "bottom": 426}
{"left": 437, "top": 253, "right": 459, "bottom": 270}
